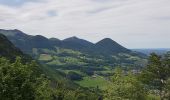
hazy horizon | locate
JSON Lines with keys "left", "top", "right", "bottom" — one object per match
{"left": 0, "top": 0, "right": 170, "bottom": 48}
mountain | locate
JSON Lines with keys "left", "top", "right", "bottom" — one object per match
{"left": 30, "top": 35, "right": 53, "bottom": 48}
{"left": 0, "top": 29, "right": 94, "bottom": 54}
{"left": 0, "top": 29, "right": 146, "bottom": 59}
{"left": 94, "top": 38, "right": 130, "bottom": 55}
{"left": 0, "top": 29, "right": 27, "bottom": 37}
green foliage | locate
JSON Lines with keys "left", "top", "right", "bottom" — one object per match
{"left": 0, "top": 57, "right": 99, "bottom": 100}
{"left": 105, "top": 68, "right": 147, "bottom": 100}
{"left": 0, "top": 57, "right": 53, "bottom": 100}
{"left": 52, "top": 87, "right": 98, "bottom": 100}
{"left": 140, "top": 53, "right": 170, "bottom": 100}
{"left": 35, "top": 76, "right": 53, "bottom": 100}
{"left": 166, "top": 78, "right": 170, "bottom": 99}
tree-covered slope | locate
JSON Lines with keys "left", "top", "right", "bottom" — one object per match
{"left": 0, "top": 33, "right": 25, "bottom": 60}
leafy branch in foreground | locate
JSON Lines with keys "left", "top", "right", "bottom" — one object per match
{"left": 140, "top": 53, "right": 170, "bottom": 100}
{"left": 104, "top": 67, "right": 147, "bottom": 100}
{"left": 0, "top": 57, "right": 53, "bottom": 100}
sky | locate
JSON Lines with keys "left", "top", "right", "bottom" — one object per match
{"left": 0, "top": 0, "right": 170, "bottom": 48}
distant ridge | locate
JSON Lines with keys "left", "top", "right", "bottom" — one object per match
{"left": 0, "top": 29, "right": 54, "bottom": 53}
{"left": 0, "top": 29, "right": 145, "bottom": 57}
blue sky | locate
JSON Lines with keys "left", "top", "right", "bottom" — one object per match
{"left": 0, "top": 0, "right": 40, "bottom": 7}
{"left": 0, "top": 0, "right": 170, "bottom": 48}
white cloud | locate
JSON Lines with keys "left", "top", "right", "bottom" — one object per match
{"left": 0, "top": 0, "right": 170, "bottom": 48}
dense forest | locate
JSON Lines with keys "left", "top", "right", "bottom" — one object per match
{"left": 0, "top": 30, "right": 170, "bottom": 100}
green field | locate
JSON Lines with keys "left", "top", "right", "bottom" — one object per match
{"left": 39, "top": 54, "right": 52, "bottom": 61}
{"left": 75, "top": 76, "right": 109, "bottom": 90}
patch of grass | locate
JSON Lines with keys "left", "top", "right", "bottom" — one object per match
{"left": 56, "top": 47, "right": 82, "bottom": 56}
{"left": 47, "top": 59, "right": 63, "bottom": 65}
{"left": 147, "top": 94, "right": 160, "bottom": 100}
{"left": 62, "top": 70, "right": 86, "bottom": 76}
{"left": 75, "top": 76, "right": 109, "bottom": 90}
{"left": 39, "top": 54, "right": 52, "bottom": 61}
{"left": 127, "top": 56, "right": 140, "bottom": 61}
{"left": 41, "top": 49, "right": 57, "bottom": 55}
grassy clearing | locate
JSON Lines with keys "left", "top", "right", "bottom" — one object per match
{"left": 62, "top": 70, "right": 85, "bottom": 75}
{"left": 47, "top": 60, "right": 63, "bottom": 65}
{"left": 75, "top": 76, "right": 109, "bottom": 90}
{"left": 147, "top": 94, "right": 160, "bottom": 100}
{"left": 39, "top": 54, "right": 52, "bottom": 61}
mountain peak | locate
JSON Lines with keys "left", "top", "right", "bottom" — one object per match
{"left": 99, "top": 38, "right": 115, "bottom": 43}
{"left": 63, "top": 36, "right": 79, "bottom": 41}
{"left": 63, "top": 36, "right": 93, "bottom": 45}
{"left": 70, "top": 36, "right": 79, "bottom": 39}
{"left": 34, "top": 35, "right": 48, "bottom": 40}
{"left": 95, "top": 38, "right": 130, "bottom": 54}
{"left": 13, "top": 29, "right": 23, "bottom": 33}
{"left": 102, "top": 38, "right": 113, "bottom": 41}
{"left": 96, "top": 38, "right": 117, "bottom": 45}
{"left": 49, "top": 38, "right": 60, "bottom": 41}
{"left": 0, "top": 29, "right": 27, "bottom": 37}
{"left": 61, "top": 36, "right": 94, "bottom": 51}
